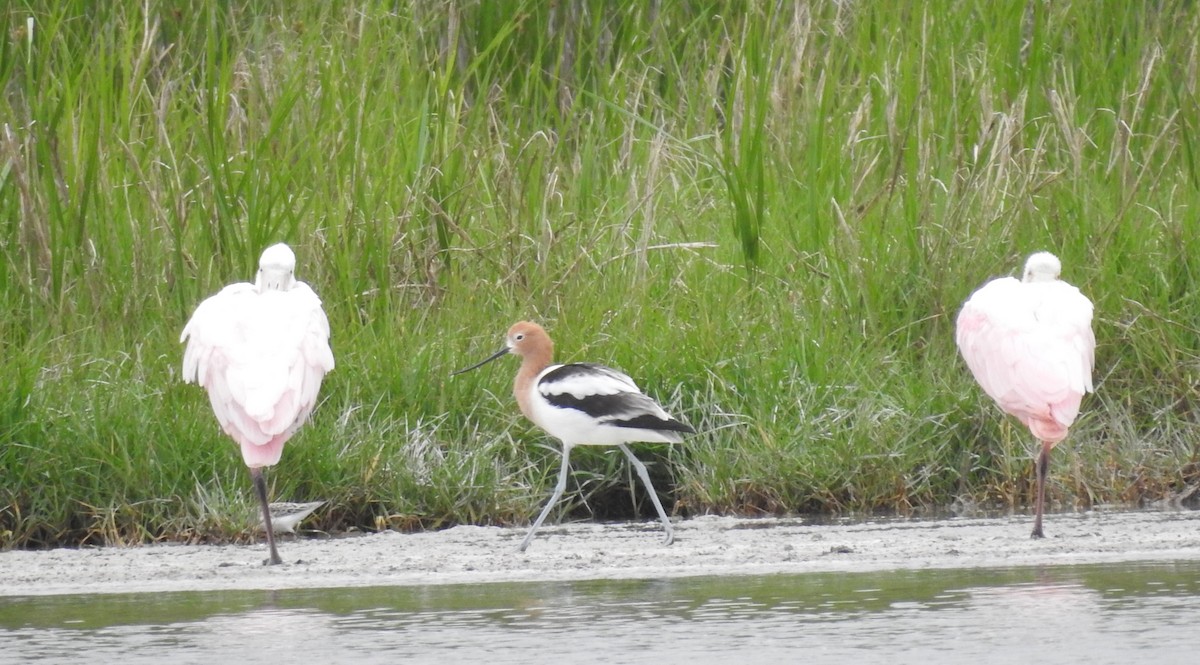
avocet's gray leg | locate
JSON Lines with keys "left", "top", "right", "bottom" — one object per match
{"left": 618, "top": 444, "right": 674, "bottom": 545}
{"left": 519, "top": 445, "right": 574, "bottom": 553}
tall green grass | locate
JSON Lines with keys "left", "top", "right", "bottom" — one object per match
{"left": 2, "top": 0, "right": 1199, "bottom": 547}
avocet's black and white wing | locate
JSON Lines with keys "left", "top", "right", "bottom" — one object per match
{"left": 528, "top": 363, "right": 694, "bottom": 445}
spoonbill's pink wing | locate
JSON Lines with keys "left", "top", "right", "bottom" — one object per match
{"left": 181, "top": 281, "right": 334, "bottom": 467}
{"left": 956, "top": 277, "right": 1094, "bottom": 443}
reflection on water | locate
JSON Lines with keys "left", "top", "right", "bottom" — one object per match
{"left": 2, "top": 561, "right": 1198, "bottom": 664}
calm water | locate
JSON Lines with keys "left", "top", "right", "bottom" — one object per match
{"left": 2, "top": 561, "right": 1197, "bottom": 664}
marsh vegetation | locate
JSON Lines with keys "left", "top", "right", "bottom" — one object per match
{"left": 2, "top": 1, "right": 1198, "bottom": 547}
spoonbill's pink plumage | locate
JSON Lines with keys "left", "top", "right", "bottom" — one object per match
{"left": 453, "top": 321, "right": 694, "bottom": 552}
{"left": 956, "top": 251, "right": 1094, "bottom": 538}
{"left": 181, "top": 243, "right": 334, "bottom": 564}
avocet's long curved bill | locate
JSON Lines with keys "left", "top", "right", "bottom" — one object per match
{"left": 451, "top": 347, "right": 510, "bottom": 376}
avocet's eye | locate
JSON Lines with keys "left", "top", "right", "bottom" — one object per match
{"left": 514, "top": 333, "right": 525, "bottom": 341}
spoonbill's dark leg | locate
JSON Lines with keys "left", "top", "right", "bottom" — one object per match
{"left": 1031, "top": 440, "right": 1052, "bottom": 539}
{"left": 251, "top": 467, "right": 283, "bottom": 565}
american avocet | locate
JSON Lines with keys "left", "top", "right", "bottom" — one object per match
{"left": 956, "top": 251, "right": 1095, "bottom": 538}
{"left": 453, "top": 321, "right": 694, "bottom": 552}
{"left": 181, "top": 243, "right": 335, "bottom": 564}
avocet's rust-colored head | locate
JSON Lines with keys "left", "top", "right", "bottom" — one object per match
{"left": 451, "top": 321, "right": 554, "bottom": 376}
{"left": 504, "top": 321, "right": 553, "bottom": 359}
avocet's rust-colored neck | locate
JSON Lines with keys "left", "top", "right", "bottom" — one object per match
{"left": 507, "top": 321, "right": 554, "bottom": 422}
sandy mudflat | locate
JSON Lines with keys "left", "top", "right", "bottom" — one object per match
{"left": 2, "top": 509, "right": 1199, "bottom": 597}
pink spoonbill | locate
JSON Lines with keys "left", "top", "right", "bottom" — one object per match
{"left": 181, "top": 243, "right": 335, "bottom": 564}
{"left": 453, "top": 321, "right": 694, "bottom": 552}
{"left": 956, "top": 251, "right": 1095, "bottom": 538}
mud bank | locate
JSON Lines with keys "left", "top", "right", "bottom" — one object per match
{"left": 3, "top": 509, "right": 1198, "bottom": 597}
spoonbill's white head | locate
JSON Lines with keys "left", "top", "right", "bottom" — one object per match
{"left": 256, "top": 243, "right": 297, "bottom": 291}
{"left": 1022, "top": 251, "right": 1062, "bottom": 283}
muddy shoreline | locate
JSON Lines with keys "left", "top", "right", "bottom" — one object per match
{"left": 2, "top": 509, "right": 1198, "bottom": 597}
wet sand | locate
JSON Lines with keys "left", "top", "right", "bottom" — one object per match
{"left": 2, "top": 509, "right": 1198, "bottom": 597}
